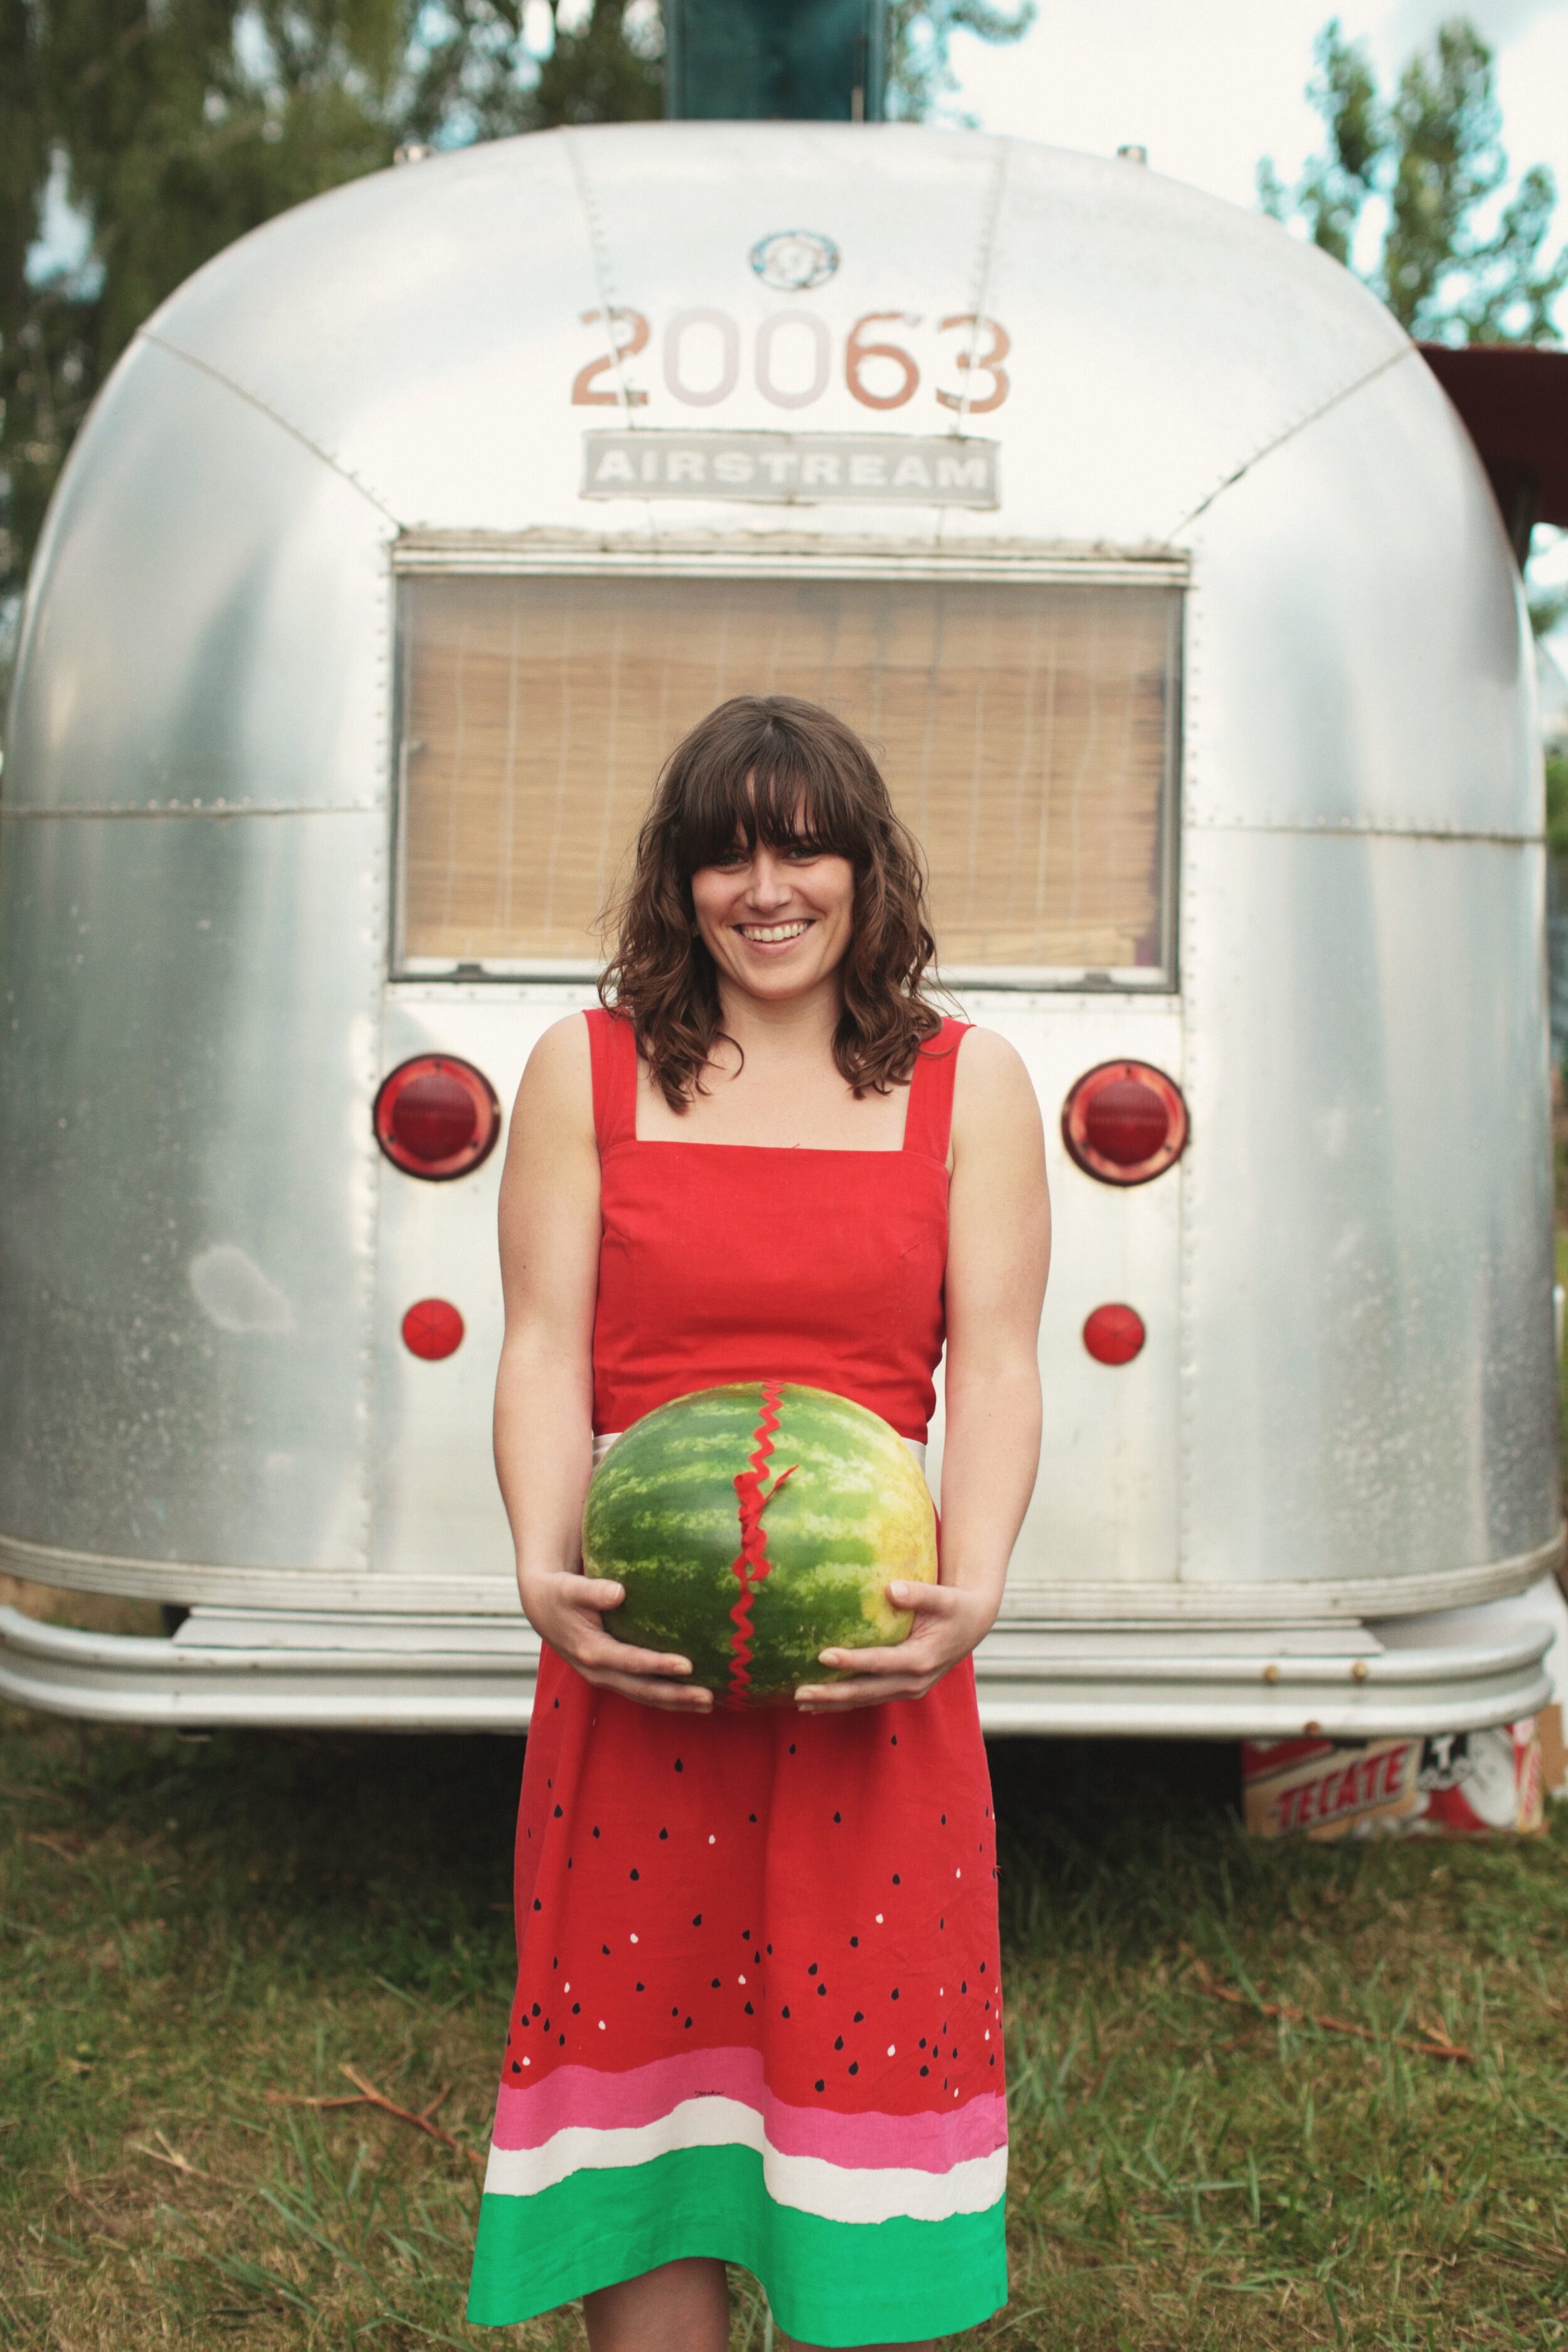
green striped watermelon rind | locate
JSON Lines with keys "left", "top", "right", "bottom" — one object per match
{"left": 582, "top": 1382, "right": 938, "bottom": 1705}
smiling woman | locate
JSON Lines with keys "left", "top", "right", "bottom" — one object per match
{"left": 470, "top": 694, "right": 1052, "bottom": 2349}
{"left": 605, "top": 695, "right": 941, "bottom": 1116}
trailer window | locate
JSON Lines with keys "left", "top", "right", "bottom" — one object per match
{"left": 394, "top": 573, "right": 1179, "bottom": 980}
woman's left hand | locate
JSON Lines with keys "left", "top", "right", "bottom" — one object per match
{"left": 794, "top": 1581, "right": 993, "bottom": 1712}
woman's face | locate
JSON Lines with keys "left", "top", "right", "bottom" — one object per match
{"left": 689, "top": 813, "right": 856, "bottom": 1007}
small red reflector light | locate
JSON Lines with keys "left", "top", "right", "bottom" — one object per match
{"left": 402, "top": 1298, "right": 465, "bottom": 1360}
{"left": 1083, "top": 1304, "right": 1146, "bottom": 1365}
{"left": 374, "top": 1056, "right": 501, "bottom": 1180}
{"left": 1062, "top": 1061, "right": 1188, "bottom": 1185}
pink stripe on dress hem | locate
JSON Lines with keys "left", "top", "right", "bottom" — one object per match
{"left": 492, "top": 2048, "right": 1005, "bottom": 2173}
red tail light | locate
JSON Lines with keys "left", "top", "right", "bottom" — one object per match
{"left": 1083, "top": 1303, "right": 1147, "bottom": 1364}
{"left": 1062, "top": 1061, "right": 1188, "bottom": 1186}
{"left": 374, "top": 1056, "right": 501, "bottom": 1180}
{"left": 402, "top": 1298, "right": 465, "bottom": 1359}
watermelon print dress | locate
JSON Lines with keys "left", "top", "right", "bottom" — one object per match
{"left": 467, "top": 1010, "right": 1008, "bottom": 2346}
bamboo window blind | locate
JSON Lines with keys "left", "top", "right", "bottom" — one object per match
{"left": 396, "top": 574, "right": 1177, "bottom": 972}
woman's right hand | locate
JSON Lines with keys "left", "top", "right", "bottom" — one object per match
{"left": 519, "top": 1565, "right": 715, "bottom": 1712}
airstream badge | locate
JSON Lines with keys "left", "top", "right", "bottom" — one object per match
{"left": 750, "top": 230, "right": 839, "bottom": 290}
{"left": 581, "top": 429, "right": 996, "bottom": 505}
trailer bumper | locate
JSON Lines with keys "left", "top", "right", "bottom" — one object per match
{"left": 0, "top": 1596, "right": 1556, "bottom": 1737}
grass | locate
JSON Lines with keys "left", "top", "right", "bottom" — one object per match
{"left": 2, "top": 1693, "right": 1567, "bottom": 2351}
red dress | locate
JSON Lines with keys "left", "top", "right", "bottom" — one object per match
{"left": 469, "top": 1011, "right": 1008, "bottom": 2347}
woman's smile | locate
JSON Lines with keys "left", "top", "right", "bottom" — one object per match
{"left": 692, "top": 832, "right": 855, "bottom": 999}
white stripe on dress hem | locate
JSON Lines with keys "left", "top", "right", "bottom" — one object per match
{"left": 480, "top": 2095, "right": 1005, "bottom": 2225}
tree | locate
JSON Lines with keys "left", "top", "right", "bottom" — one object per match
{"left": 1258, "top": 16, "right": 1568, "bottom": 343}
{"left": 0, "top": 0, "right": 1030, "bottom": 608}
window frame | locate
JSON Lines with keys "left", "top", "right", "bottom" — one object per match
{"left": 388, "top": 534, "right": 1187, "bottom": 993}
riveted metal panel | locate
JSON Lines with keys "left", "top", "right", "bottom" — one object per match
{"left": 1179, "top": 824, "right": 1557, "bottom": 1588}
{"left": 7, "top": 339, "right": 392, "bottom": 812}
{"left": 0, "top": 810, "right": 384, "bottom": 1570}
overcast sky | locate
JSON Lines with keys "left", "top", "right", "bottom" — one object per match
{"left": 946, "top": 0, "right": 1568, "bottom": 628}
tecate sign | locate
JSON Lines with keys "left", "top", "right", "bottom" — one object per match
{"left": 580, "top": 431, "right": 999, "bottom": 507}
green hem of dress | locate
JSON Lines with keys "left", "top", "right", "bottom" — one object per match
{"left": 466, "top": 2143, "right": 1008, "bottom": 2346}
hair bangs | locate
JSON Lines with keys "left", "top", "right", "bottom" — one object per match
{"left": 670, "top": 712, "right": 872, "bottom": 874}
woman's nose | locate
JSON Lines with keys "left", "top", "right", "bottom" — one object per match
{"left": 746, "top": 851, "right": 793, "bottom": 906}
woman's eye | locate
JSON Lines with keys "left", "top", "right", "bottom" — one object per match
{"left": 785, "top": 842, "right": 824, "bottom": 862}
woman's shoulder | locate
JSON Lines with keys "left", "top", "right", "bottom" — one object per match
{"left": 949, "top": 1023, "right": 1041, "bottom": 1136}
{"left": 516, "top": 1012, "right": 596, "bottom": 1131}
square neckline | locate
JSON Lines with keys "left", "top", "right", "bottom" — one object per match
{"left": 587, "top": 1008, "right": 967, "bottom": 1166}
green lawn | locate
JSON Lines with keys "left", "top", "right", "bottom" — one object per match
{"left": 3, "top": 1703, "right": 1566, "bottom": 2349}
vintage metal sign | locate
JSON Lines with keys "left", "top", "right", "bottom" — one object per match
{"left": 580, "top": 430, "right": 999, "bottom": 505}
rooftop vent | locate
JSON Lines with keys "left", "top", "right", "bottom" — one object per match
{"left": 665, "top": 0, "right": 887, "bottom": 122}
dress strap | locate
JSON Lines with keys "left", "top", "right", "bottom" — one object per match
{"left": 585, "top": 1007, "right": 638, "bottom": 1152}
{"left": 902, "top": 1017, "right": 970, "bottom": 1161}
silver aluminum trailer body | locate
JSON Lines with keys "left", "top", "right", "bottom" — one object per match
{"left": 0, "top": 123, "right": 1560, "bottom": 1734}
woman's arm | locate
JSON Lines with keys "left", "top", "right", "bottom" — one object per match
{"left": 495, "top": 1015, "right": 712, "bottom": 1712}
{"left": 797, "top": 1028, "right": 1051, "bottom": 1711}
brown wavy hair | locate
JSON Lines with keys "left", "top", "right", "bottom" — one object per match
{"left": 601, "top": 696, "right": 945, "bottom": 1111}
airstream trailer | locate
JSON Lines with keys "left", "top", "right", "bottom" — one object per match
{"left": 1, "top": 118, "right": 1562, "bottom": 1738}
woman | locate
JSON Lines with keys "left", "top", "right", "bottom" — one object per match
{"left": 468, "top": 696, "right": 1051, "bottom": 2351}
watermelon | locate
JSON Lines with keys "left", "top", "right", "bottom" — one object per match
{"left": 582, "top": 1381, "right": 938, "bottom": 1707}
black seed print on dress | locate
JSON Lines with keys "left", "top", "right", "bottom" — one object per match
{"left": 750, "top": 1813, "right": 758, "bottom": 1823}
{"left": 853, "top": 2011, "right": 864, "bottom": 2023}
{"left": 692, "top": 1914, "right": 702, "bottom": 1926}
{"left": 893, "top": 1873, "right": 901, "bottom": 1884}
{"left": 781, "top": 2006, "right": 790, "bottom": 2018}
{"left": 660, "top": 1828, "right": 668, "bottom": 1840}
{"left": 834, "top": 2037, "right": 844, "bottom": 2050}
{"left": 531, "top": 2003, "right": 541, "bottom": 2016}
{"left": 637, "top": 1982, "right": 644, "bottom": 1991}
{"left": 711, "top": 1978, "right": 721, "bottom": 1989}
{"left": 808, "top": 1963, "right": 818, "bottom": 1975}
{"left": 674, "top": 1759, "right": 683, "bottom": 1771}
{"left": 744, "top": 2001, "right": 754, "bottom": 2015}
{"left": 818, "top": 1985, "right": 827, "bottom": 1997}
{"left": 941, "top": 1814, "right": 946, "bottom": 1825}
{"left": 559, "top": 2034, "right": 565, "bottom": 2045}
{"left": 685, "top": 2017, "right": 693, "bottom": 2028}
{"left": 891, "top": 1735, "right": 898, "bottom": 1745}
{"left": 630, "top": 1869, "right": 639, "bottom": 1880}
{"left": 572, "top": 2003, "right": 580, "bottom": 2014}
{"left": 849, "top": 2062, "right": 859, "bottom": 2075}
{"left": 962, "top": 1981, "right": 967, "bottom": 1993}
{"left": 602, "top": 1944, "right": 610, "bottom": 1956}
{"left": 553, "top": 1804, "right": 563, "bottom": 1818}
{"left": 850, "top": 1935, "right": 859, "bottom": 1947}
{"left": 919, "top": 2037, "right": 927, "bottom": 2048}
{"left": 789, "top": 1744, "right": 796, "bottom": 1755}
{"left": 511, "top": 2060, "right": 521, "bottom": 2074}
{"left": 834, "top": 1812, "right": 841, "bottom": 1823}
{"left": 532, "top": 1899, "right": 543, "bottom": 1911}
{"left": 815, "top": 2080, "right": 825, "bottom": 2093}
{"left": 891, "top": 1989, "right": 899, "bottom": 2000}
{"left": 920, "top": 2065, "right": 929, "bottom": 2077}
{"left": 593, "top": 1826, "right": 600, "bottom": 1838}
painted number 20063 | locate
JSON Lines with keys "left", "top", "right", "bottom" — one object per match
{"left": 571, "top": 308, "right": 1011, "bottom": 415}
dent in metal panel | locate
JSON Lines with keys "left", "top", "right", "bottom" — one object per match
{"left": 6, "top": 339, "right": 391, "bottom": 810}
{"left": 0, "top": 813, "right": 383, "bottom": 1569}
{"left": 1184, "top": 358, "right": 1534, "bottom": 838}
{"left": 1182, "top": 827, "right": 1557, "bottom": 1585}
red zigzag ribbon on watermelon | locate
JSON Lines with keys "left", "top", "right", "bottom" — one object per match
{"left": 726, "top": 1382, "right": 798, "bottom": 1707}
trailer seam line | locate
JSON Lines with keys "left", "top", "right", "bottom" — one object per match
{"left": 1169, "top": 342, "right": 1419, "bottom": 535}
{"left": 137, "top": 331, "right": 401, "bottom": 522}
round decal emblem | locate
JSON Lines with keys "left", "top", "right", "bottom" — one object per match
{"left": 749, "top": 230, "right": 840, "bottom": 292}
